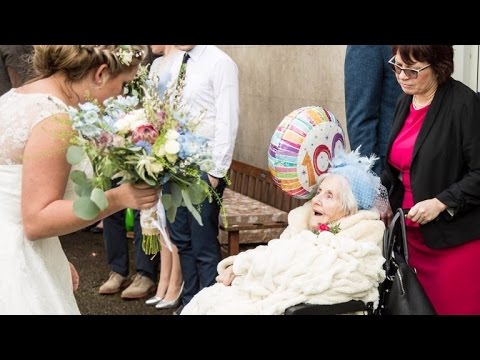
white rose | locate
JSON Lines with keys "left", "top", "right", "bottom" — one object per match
{"left": 115, "top": 109, "right": 146, "bottom": 134}
{"left": 164, "top": 140, "right": 180, "bottom": 155}
{"left": 155, "top": 144, "right": 166, "bottom": 157}
{"left": 166, "top": 153, "right": 178, "bottom": 163}
{"left": 166, "top": 129, "right": 180, "bottom": 140}
{"left": 114, "top": 117, "right": 130, "bottom": 134}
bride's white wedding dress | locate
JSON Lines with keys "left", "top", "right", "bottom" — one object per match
{"left": 0, "top": 89, "right": 80, "bottom": 314}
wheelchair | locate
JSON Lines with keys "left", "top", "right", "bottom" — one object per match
{"left": 285, "top": 208, "right": 433, "bottom": 315}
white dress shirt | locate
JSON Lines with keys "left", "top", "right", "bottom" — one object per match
{"left": 171, "top": 45, "right": 239, "bottom": 178}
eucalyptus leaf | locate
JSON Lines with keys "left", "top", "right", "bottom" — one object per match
{"left": 170, "top": 182, "right": 183, "bottom": 207}
{"left": 166, "top": 205, "right": 178, "bottom": 223}
{"left": 187, "top": 182, "right": 208, "bottom": 205}
{"left": 90, "top": 188, "right": 108, "bottom": 211}
{"left": 182, "top": 189, "right": 203, "bottom": 226}
{"left": 74, "top": 182, "right": 93, "bottom": 197}
{"left": 162, "top": 194, "right": 172, "bottom": 209}
{"left": 66, "top": 146, "right": 85, "bottom": 165}
{"left": 70, "top": 170, "right": 88, "bottom": 185}
{"left": 73, "top": 197, "right": 100, "bottom": 220}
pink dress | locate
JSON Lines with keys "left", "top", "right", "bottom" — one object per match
{"left": 389, "top": 103, "right": 480, "bottom": 315}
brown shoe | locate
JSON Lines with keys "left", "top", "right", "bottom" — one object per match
{"left": 99, "top": 271, "right": 130, "bottom": 295}
{"left": 121, "top": 274, "right": 155, "bottom": 299}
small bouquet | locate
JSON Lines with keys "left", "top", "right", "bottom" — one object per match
{"left": 66, "top": 68, "right": 216, "bottom": 254}
{"left": 313, "top": 222, "right": 341, "bottom": 235}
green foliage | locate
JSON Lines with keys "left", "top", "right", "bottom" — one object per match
{"left": 91, "top": 187, "right": 108, "bottom": 211}
{"left": 70, "top": 170, "right": 88, "bottom": 185}
{"left": 123, "top": 64, "right": 150, "bottom": 98}
{"left": 73, "top": 197, "right": 101, "bottom": 220}
{"left": 187, "top": 180, "right": 209, "bottom": 205}
{"left": 67, "top": 146, "right": 85, "bottom": 165}
{"left": 181, "top": 188, "right": 203, "bottom": 226}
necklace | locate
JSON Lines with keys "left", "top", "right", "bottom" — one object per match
{"left": 412, "top": 93, "right": 434, "bottom": 110}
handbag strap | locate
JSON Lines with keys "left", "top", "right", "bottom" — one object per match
{"left": 395, "top": 208, "right": 409, "bottom": 263}
{"left": 384, "top": 208, "right": 410, "bottom": 266}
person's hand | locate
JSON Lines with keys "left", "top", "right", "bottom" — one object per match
{"left": 69, "top": 262, "right": 79, "bottom": 292}
{"left": 216, "top": 266, "right": 236, "bottom": 286}
{"left": 380, "top": 203, "right": 393, "bottom": 226}
{"left": 407, "top": 198, "right": 447, "bottom": 225}
{"left": 208, "top": 174, "right": 219, "bottom": 189}
{"left": 115, "top": 183, "right": 159, "bottom": 210}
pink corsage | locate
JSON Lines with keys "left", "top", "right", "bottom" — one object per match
{"left": 313, "top": 222, "right": 340, "bottom": 235}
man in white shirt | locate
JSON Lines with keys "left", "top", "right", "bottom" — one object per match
{"left": 166, "top": 45, "right": 239, "bottom": 313}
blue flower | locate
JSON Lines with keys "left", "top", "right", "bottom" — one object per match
{"left": 135, "top": 140, "right": 152, "bottom": 155}
{"left": 79, "top": 102, "right": 100, "bottom": 113}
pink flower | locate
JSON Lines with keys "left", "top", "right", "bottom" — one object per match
{"left": 317, "top": 223, "right": 331, "bottom": 232}
{"left": 95, "top": 132, "right": 113, "bottom": 148}
{"left": 313, "top": 222, "right": 341, "bottom": 235}
{"left": 157, "top": 110, "right": 166, "bottom": 125}
{"left": 132, "top": 124, "right": 159, "bottom": 145}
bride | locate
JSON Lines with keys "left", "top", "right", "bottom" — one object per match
{"left": 0, "top": 45, "right": 159, "bottom": 315}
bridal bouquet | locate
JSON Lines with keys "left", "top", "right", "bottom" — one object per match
{"left": 66, "top": 73, "right": 215, "bottom": 254}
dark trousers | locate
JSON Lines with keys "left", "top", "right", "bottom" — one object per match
{"left": 166, "top": 174, "right": 226, "bottom": 305}
{"left": 103, "top": 209, "right": 159, "bottom": 282}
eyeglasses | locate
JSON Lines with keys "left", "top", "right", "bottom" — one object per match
{"left": 388, "top": 56, "right": 431, "bottom": 79}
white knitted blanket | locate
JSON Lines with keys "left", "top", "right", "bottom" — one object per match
{"left": 182, "top": 210, "right": 386, "bottom": 315}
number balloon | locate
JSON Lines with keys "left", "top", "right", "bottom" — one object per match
{"left": 268, "top": 106, "right": 345, "bottom": 199}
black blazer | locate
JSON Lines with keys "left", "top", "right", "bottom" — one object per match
{"left": 381, "top": 78, "right": 480, "bottom": 249}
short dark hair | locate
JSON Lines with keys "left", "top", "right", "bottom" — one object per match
{"left": 392, "top": 45, "right": 454, "bottom": 85}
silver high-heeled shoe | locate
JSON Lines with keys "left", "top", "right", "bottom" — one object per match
{"left": 145, "top": 295, "right": 163, "bottom": 306}
{"left": 155, "top": 282, "right": 184, "bottom": 309}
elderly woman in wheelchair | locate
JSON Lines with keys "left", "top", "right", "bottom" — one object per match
{"left": 181, "top": 149, "right": 389, "bottom": 315}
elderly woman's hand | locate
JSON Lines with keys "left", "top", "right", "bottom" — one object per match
{"left": 380, "top": 203, "right": 393, "bottom": 226}
{"left": 216, "top": 265, "right": 236, "bottom": 286}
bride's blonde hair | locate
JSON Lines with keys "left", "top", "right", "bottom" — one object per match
{"left": 31, "top": 45, "right": 147, "bottom": 82}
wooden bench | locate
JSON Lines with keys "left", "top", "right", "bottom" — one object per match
{"left": 219, "top": 160, "right": 306, "bottom": 256}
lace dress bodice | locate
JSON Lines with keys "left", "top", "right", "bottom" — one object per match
{"left": 0, "top": 89, "right": 80, "bottom": 314}
{"left": 0, "top": 89, "right": 68, "bottom": 165}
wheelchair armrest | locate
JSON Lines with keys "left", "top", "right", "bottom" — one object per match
{"left": 284, "top": 300, "right": 373, "bottom": 315}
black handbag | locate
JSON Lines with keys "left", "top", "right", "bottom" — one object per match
{"left": 376, "top": 209, "right": 436, "bottom": 315}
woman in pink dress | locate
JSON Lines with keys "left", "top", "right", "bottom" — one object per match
{"left": 382, "top": 45, "right": 480, "bottom": 314}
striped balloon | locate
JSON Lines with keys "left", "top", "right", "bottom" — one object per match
{"left": 268, "top": 106, "right": 345, "bottom": 199}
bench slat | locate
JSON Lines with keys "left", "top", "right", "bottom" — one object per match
{"left": 221, "top": 160, "right": 307, "bottom": 256}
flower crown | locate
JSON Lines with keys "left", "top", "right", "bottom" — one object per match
{"left": 114, "top": 45, "right": 144, "bottom": 66}
{"left": 80, "top": 45, "right": 144, "bottom": 67}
